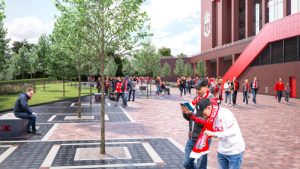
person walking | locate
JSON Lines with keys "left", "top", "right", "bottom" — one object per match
{"left": 180, "top": 76, "right": 187, "bottom": 96}
{"left": 274, "top": 78, "right": 284, "bottom": 103}
{"left": 128, "top": 77, "right": 137, "bottom": 101}
{"left": 155, "top": 76, "right": 161, "bottom": 95}
{"left": 251, "top": 77, "right": 259, "bottom": 104}
{"left": 242, "top": 79, "right": 250, "bottom": 104}
{"left": 285, "top": 82, "right": 291, "bottom": 102}
{"left": 232, "top": 77, "right": 239, "bottom": 106}
{"left": 14, "top": 87, "right": 40, "bottom": 135}
{"left": 223, "top": 79, "right": 232, "bottom": 106}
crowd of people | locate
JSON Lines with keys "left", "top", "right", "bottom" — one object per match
{"left": 13, "top": 75, "right": 290, "bottom": 169}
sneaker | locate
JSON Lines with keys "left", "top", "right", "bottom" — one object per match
{"left": 225, "top": 103, "right": 228, "bottom": 106}
{"left": 229, "top": 104, "right": 232, "bottom": 107}
{"left": 26, "top": 130, "right": 32, "bottom": 133}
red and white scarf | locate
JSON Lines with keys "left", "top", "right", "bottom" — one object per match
{"left": 189, "top": 104, "right": 220, "bottom": 159}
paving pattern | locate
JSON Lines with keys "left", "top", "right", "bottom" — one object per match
{"left": 0, "top": 85, "right": 299, "bottom": 169}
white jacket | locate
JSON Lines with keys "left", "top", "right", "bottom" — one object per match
{"left": 213, "top": 107, "right": 245, "bottom": 155}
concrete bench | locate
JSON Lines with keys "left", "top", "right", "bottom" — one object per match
{"left": 139, "top": 86, "right": 147, "bottom": 94}
{"left": 94, "top": 93, "right": 105, "bottom": 102}
{"left": 0, "top": 113, "right": 28, "bottom": 138}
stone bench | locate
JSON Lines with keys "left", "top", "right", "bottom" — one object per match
{"left": 139, "top": 86, "right": 147, "bottom": 94}
{"left": 94, "top": 93, "right": 105, "bottom": 102}
{"left": 0, "top": 113, "right": 29, "bottom": 138}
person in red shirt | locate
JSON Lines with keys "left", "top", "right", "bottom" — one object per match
{"left": 274, "top": 78, "right": 285, "bottom": 103}
{"left": 232, "top": 77, "right": 239, "bottom": 106}
{"left": 114, "top": 77, "right": 126, "bottom": 107}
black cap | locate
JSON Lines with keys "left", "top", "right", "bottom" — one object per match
{"left": 195, "top": 79, "right": 208, "bottom": 90}
{"left": 195, "top": 98, "right": 211, "bottom": 112}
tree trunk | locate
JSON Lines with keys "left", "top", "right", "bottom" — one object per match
{"left": 100, "top": 7, "right": 106, "bottom": 154}
{"left": 63, "top": 78, "right": 65, "bottom": 97}
{"left": 77, "top": 68, "right": 82, "bottom": 118}
{"left": 146, "top": 80, "right": 149, "bottom": 99}
{"left": 43, "top": 71, "right": 46, "bottom": 91}
{"left": 89, "top": 66, "right": 92, "bottom": 105}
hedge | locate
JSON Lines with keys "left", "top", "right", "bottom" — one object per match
{"left": 0, "top": 78, "right": 49, "bottom": 94}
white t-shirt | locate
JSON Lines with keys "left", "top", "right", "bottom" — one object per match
{"left": 213, "top": 107, "right": 245, "bottom": 155}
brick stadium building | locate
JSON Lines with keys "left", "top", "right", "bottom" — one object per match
{"left": 161, "top": 0, "right": 300, "bottom": 98}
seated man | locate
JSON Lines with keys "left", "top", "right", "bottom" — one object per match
{"left": 160, "top": 81, "right": 170, "bottom": 95}
{"left": 14, "top": 87, "right": 40, "bottom": 135}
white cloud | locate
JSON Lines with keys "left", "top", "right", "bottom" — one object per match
{"left": 143, "top": 0, "right": 201, "bottom": 56}
{"left": 153, "top": 25, "right": 201, "bottom": 56}
{"left": 143, "top": 0, "right": 200, "bottom": 30}
{"left": 4, "top": 17, "right": 53, "bottom": 44}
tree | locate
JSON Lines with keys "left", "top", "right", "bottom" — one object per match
{"left": 122, "top": 57, "right": 134, "bottom": 76}
{"left": 47, "top": 43, "right": 77, "bottom": 97}
{"left": 11, "top": 40, "right": 33, "bottom": 54}
{"left": 36, "top": 34, "right": 51, "bottom": 90}
{"left": 10, "top": 46, "right": 31, "bottom": 79}
{"left": 55, "top": 0, "right": 151, "bottom": 154}
{"left": 195, "top": 60, "right": 206, "bottom": 78}
{"left": 174, "top": 58, "right": 185, "bottom": 77}
{"left": 177, "top": 52, "right": 187, "bottom": 58}
{"left": 134, "top": 44, "right": 160, "bottom": 77}
{"left": 0, "top": 1, "right": 9, "bottom": 73}
{"left": 160, "top": 63, "right": 171, "bottom": 78}
{"left": 184, "top": 63, "right": 193, "bottom": 77}
{"left": 158, "top": 47, "right": 171, "bottom": 56}
{"left": 104, "top": 59, "right": 118, "bottom": 77}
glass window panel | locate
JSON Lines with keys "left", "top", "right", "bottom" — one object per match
{"left": 277, "top": 1, "right": 283, "bottom": 19}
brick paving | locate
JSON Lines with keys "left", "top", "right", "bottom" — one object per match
{"left": 0, "top": 85, "right": 299, "bottom": 168}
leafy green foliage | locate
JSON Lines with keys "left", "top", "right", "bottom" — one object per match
{"left": 184, "top": 63, "right": 193, "bottom": 77}
{"left": 160, "top": 63, "right": 171, "bottom": 78}
{"left": 158, "top": 47, "right": 171, "bottom": 56}
{"left": 104, "top": 59, "right": 118, "bottom": 77}
{"left": 195, "top": 60, "right": 206, "bottom": 77}
{"left": 174, "top": 58, "right": 185, "bottom": 77}
{"left": 134, "top": 44, "right": 160, "bottom": 77}
{"left": 0, "top": 1, "right": 9, "bottom": 73}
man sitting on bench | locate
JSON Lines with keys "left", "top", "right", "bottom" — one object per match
{"left": 160, "top": 81, "right": 170, "bottom": 95}
{"left": 14, "top": 87, "right": 40, "bottom": 135}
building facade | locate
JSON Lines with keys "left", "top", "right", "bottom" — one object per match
{"left": 162, "top": 0, "right": 300, "bottom": 98}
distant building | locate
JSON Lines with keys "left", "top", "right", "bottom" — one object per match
{"left": 161, "top": 0, "right": 300, "bottom": 98}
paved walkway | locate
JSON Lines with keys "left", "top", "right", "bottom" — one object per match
{"left": 0, "top": 85, "right": 299, "bottom": 168}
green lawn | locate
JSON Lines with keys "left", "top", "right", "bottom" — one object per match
{"left": 0, "top": 82, "right": 98, "bottom": 111}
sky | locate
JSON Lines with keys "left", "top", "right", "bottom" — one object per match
{"left": 4, "top": 0, "right": 201, "bottom": 56}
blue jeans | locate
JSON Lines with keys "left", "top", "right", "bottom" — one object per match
{"left": 14, "top": 112, "right": 36, "bottom": 132}
{"left": 277, "top": 91, "right": 282, "bottom": 102}
{"left": 156, "top": 84, "right": 160, "bottom": 95}
{"left": 252, "top": 89, "right": 257, "bottom": 103}
{"left": 183, "top": 139, "right": 210, "bottom": 169}
{"left": 217, "top": 152, "right": 243, "bottom": 169}
{"left": 243, "top": 91, "right": 248, "bottom": 104}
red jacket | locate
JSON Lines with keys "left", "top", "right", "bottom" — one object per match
{"left": 274, "top": 82, "right": 284, "bottom": 91}
{"left": 115, "top": 82, "right": 123, "bottom": 93}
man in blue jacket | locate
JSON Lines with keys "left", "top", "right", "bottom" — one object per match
{"left": 14, "top": 87, "right": 40, "bottom": 135}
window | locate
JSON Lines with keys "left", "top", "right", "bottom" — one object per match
{"left": 255, "top": 3, "right": 260, "bottom": 34}
{"left": 268, "top": 0, "right": 283, "bottom": 22}
{"left": 291, "top": 0, "right": 300, "bottom": 14}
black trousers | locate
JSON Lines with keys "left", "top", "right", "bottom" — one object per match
{"left": 232, "top": 91, "right": 238, "bottom": 104}
{"left": 128, "top": 89, "right": 136, "bottom": 101}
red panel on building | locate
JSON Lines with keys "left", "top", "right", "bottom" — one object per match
{"left": 222, "top": 13, "right": 300, "bottom": 85}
